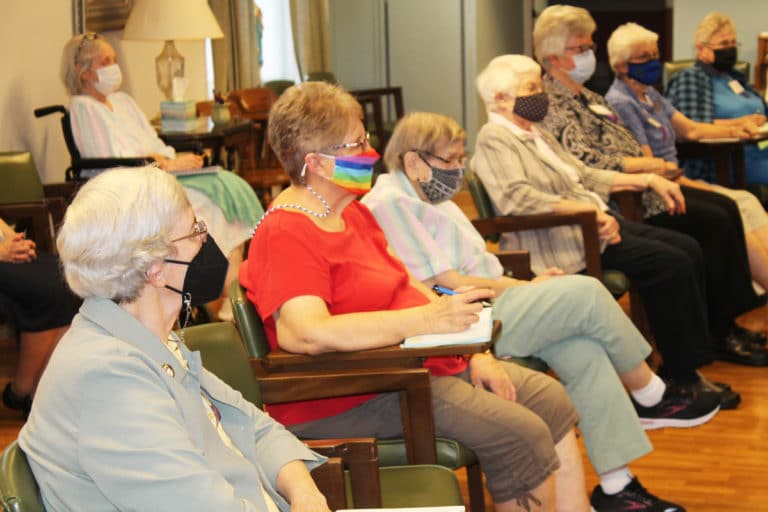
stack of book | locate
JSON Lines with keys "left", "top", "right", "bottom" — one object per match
{"left": 160, "top": 100, "right": 198, "bottom": 132}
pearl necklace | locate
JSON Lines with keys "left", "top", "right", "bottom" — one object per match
{"left": 251, "top": 184, "right": 331, "bottom": 235}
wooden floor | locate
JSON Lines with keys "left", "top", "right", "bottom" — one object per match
{"left": 3, "top": 190, "right": 768, "bottom": 510}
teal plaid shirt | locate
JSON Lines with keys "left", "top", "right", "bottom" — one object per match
{"left": 666, "top": 60, "right": 766, "bottom": 182}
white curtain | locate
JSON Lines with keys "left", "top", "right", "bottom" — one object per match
{"left": 208, "top": 0, "right": 262, "bottom": 92}
{"left": 289, "top": 0, "right": 330, "bottom": 80}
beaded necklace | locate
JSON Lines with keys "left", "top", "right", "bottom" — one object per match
{"left": 251, "top": 184, "right": 331, "bottom": 235}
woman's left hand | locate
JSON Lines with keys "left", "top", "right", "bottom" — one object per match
{"left": 277, "top": 460, "right": 331, "bottom": 512}
{"left": 532, "top": 267, "right": 565, "bottom": 283}
{"left": 289, "top": 490, "right": 330, "bottom": 512}
{"left": 648, "top": 175, "right": 686, "bottom": 215}
{"left": 469, "top": 352, "right": 516, "bottom": 401}
{"left": 740, "top": 113, "right": 766, "bottom": 128}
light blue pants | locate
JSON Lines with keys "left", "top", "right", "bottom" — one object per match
{"left": 492, "top": 274, "right": 653, "bottom": 474}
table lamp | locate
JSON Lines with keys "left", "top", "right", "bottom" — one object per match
{"left": 123, "top": 0, "right": 224, "bottom": 100}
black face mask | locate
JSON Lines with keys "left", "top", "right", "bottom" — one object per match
{"left": 513, "top": 92, "right": 549, "bottom": 122}
{"left": 712, "top": 46, "right": 738, "bottom": 72}
{"left": 165, "top": 236, "right": 228, "bottom": 324}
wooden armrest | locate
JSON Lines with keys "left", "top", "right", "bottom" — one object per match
{"left": 472, "top": 211, "right": 602, "bottom": 278}
{"left": 611, "top": 190, "right": 644, "bottom": 223}
{"left": 0, "top": 201, "right": 55, "bottom": 253}
{"left": 263, "top": 341, "right": 491, "bottom": 372}
{"left": 496, "top": 250, "right": 532, "bottom": 280}
{"left": 310, "top": 457, "right": 347, "bottom": 510}
{"left": 307, "top": 438, "right": 381, "bottom": 509}
{"left": 43, "top": 182, "right": 80, "bottom": 203}
{"left": 675, "top": 139, "right": 746, "bottom": 188}
{"left": 256, "top": 368, "right": 437, "bottom": 465}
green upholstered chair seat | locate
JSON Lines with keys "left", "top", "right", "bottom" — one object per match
{"left": 602, "top": 269, "right": 632, "bottom": 297}
{"left": 0, "top": 441, "right": 44, "bottom": 512}
{"left": 378, "top": 465, "right": 463, "bottom": 507}
{"left": 376, "top": 437, "right": 478, "bottom": 469}
{"left": 341, "top": 465, "right": 463, "bottom": 508}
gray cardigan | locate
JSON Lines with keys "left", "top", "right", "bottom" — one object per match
{"left": 471, "top": 119, "right": 616, "bottom": 274}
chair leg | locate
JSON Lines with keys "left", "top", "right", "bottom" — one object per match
{"left": 466, "top": 462, "right": 485, "bottom": 512}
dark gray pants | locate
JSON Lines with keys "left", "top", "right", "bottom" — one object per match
{"left": 289, "top": 361, "right": 577, "bottom": 503}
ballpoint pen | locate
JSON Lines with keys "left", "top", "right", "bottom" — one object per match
{"left": 432, "top": 285, "right": 492, "bottom": 307}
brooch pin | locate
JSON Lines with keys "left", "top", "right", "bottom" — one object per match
{"left": 162, "top": 363, "right": 175, "bottom": 378}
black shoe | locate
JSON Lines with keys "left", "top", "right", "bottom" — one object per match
{"left": 716, "top": 330, "right": 768, "bottom": 366}
{"left": 2, "top": 382, "right": 32, "bottom": 417}
{"left": 685, "top": 376, "right": 741, "bottom": 410}
{"left": 731, "top": 324, "right": 768, "bottom": 347}
{"left": 695, "top": 371, "right": 731, "bottom": 392}
{"left": 590, "top": 477, "right": 685, "bottom": 511}
{"left": 632, "top": 382, "right": 720, "bottom": 430}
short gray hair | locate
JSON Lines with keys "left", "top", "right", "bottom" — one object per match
{"left": 533, "top": 4, "right": 596, "bottom": 67}
{"left": 607, "top": 23, "right": 659, "bottom": 72}
{"left": 57, "top": 166, "right": 190, "bottom": 303}
{"left": 60, "top": 32, "right": 110, "bottom": 95}
{"left": 694, "top": 12, "right": 736, "bottom": 46}
{"left": 476, "top": 55, "right": 541, "bottom": 111}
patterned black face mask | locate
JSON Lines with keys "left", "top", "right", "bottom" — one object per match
{"left": 513, "top": 92, "right": 550, "bottom": 122}
{"left": 417, "top": 154, "right": 464, "bottom": 204}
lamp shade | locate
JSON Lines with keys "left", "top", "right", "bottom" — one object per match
{"left": 123, "top": 0, "right": 224, "bottom": 41}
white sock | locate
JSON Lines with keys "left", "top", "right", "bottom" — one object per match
{"left": 600, "top": 466, "right": 633, "bottom": 495}
{"left": 630, "top": 374, "right": 666, "bottom": 407}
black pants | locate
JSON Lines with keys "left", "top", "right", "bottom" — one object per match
{"left": 602, "top": 220, "right": 711, "bottom": 381}
{"left": 0, "top": 251, "right": 80, "bottom": 332}
{"left": 646, "top": 186, "right": 760, "bottom": 341}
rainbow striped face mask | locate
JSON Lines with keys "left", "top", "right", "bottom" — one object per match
{"left": 319, "top": 149, "right": 380, "bottom": 195}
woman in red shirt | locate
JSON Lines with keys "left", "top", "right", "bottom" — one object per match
{"left": 240, "top": 82, "right": 584, "bottom": 511}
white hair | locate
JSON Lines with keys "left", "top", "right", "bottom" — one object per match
{"left": 476, "top": 55, "right": 541, "bottom": 111}
{"left": 533, "top": 4, "right": 596, "bottom": 67}
{"left": 57, "top": 166, "right": 190, "bottom": 303}
{"left": 694, "top": 12, "right": 736, "bottom": 46}
{"left": 607, "top": 23, "right": 659, "bottom": 72}
{"left": 60, "top": 32, "right": 111, "bottom": 95}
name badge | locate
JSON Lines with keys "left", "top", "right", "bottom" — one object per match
{"left": 588, "top": 104, "right": 613, "bottom": 116}
{"left": 647, "top": 117, "right": 662, "bottom": 128}
{"left": 729, "top": 80, "right": 745, "bottom": 95}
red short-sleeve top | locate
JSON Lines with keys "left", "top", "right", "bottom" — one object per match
{"left": 240, "top": 200, "right": 466, "bottom": 425}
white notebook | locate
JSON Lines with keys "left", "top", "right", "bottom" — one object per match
{"left": 169, "top": 165, "right": 222, "bottom": 177}
{"left": 340, "top": 507, "right": 464, "bottom": 512}
{"left": 401, "top": 308, "right": 493, "bottom": 349}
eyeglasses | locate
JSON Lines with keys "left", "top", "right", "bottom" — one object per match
{"left": 74, "top": 32, "right": 100, "bottom": 64}
{"left": 327, "top": 132, "right": 371, "bottom": 153}
{"left": 416, "top": 150, "right": 467, "bottom": 169}
{"left": 629, "top": 51, "right": 660, "bottom": 62}
{"left": 171, "top": 218, "right": 208, "bottom": 244}
{"left": 706, "top": 40, "right": 741, "bottom": 49}
{"left": 564, "top": 43, "right": 596, "bottom": 54}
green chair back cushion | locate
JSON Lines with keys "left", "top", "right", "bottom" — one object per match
{"left": 0, "top": 152, "right": 43, "bottom": 204}
{"left": 180, "top": 322, "right": 264, "bottom": 408}
{"left": 229, "top": 280, "right": 271, "bottom": 358}
{"left": 0, "top": 441, "right": 44, "bottom": 512}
